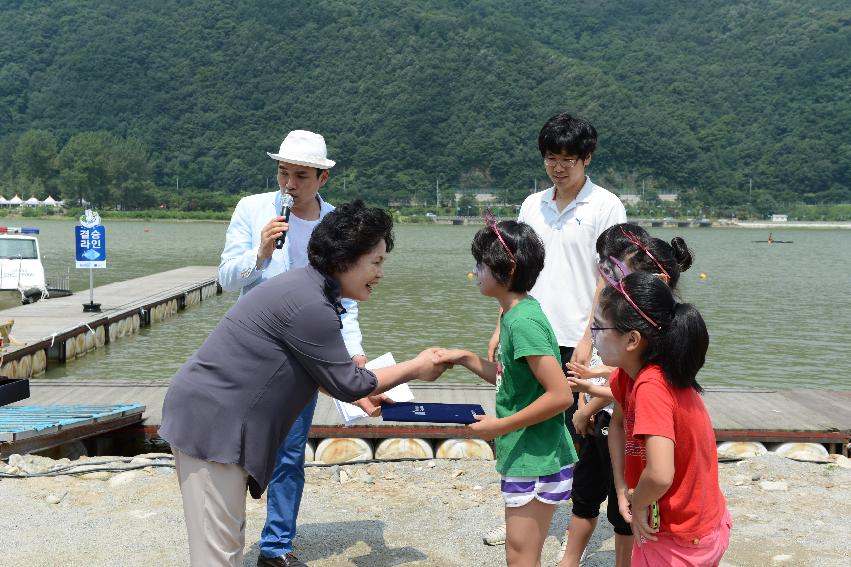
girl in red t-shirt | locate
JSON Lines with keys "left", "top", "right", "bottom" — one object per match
{"left": 594, "top": 271, "right": 731, "bottom": 567}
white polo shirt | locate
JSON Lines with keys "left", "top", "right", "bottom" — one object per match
{"left": 518, "top": 177, "right": 626, "bottom": 347}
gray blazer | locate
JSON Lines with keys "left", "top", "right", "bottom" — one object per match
{"left": 160, "top": 265, "right": 377, "bottom": 497}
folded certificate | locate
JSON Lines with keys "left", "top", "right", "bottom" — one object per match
{"left": 381, "top": 402, "right": 485, "bottom": 425}
{"left": 333, "top": 353, "right": 414, "bottom": 426}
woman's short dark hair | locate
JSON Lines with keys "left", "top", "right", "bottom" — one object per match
{"left": 538, "top": 113, "right": 597, "bottom": 159}
{"left": 308, "top": 200, "right": 394, "bottom": 274}
{"left": 471, "top": 220, "right": 544, "bottom": 293}
{"left": 600, "top": 272, "right": 708, "bottom": 392}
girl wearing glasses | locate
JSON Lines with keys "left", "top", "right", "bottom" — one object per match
{"left": 560, "top": 223, "right": 694, "bottom": 567}
{"left": 433, "top": 219, "right": 576, "bottom": 567}
{"left": 594, "top": 272, "right": 730, "bottom": 566}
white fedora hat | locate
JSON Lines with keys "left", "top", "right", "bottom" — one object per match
{"left": 266, "top": 130, "right": 335, "bottom": 169}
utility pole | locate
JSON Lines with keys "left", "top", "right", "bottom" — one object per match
{"left": 749, "top": 177, "right": 752, "bottom": 199}
{"left": 176, "top": 175, "right": 179, "bottom": 192}
{"left": 436, "top": 177, "right": 440, "bottom": 208}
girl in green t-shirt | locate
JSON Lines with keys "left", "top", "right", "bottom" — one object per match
{"left": 434, "top": 212, "right": 577, "bottom": 567}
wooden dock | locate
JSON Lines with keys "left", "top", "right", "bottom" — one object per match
{"left": 0, "top": 266, "right": 219, "bottom": 379}
{"left": 0, "top": 404, "right": 144, "bottom": 459}
{"left": 13, "top": 380, "right": 851, "bottom": 456}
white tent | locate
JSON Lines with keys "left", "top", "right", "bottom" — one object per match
{"left": 42, "top": 195, "right": 58, "bottom": 207}
{"left": 0, "top": 196, "right": 7, "bottom": 206}
{"left": 25, "top": 196, "right": 40, "bottom": 206}
{"left": 9, "top": 195, "right": 22, "bottom": 205}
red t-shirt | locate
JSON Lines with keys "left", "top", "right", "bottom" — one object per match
{"left": 610, "top": 364, "right": 726, "bottom": 540}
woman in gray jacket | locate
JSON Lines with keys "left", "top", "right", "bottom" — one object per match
{"left": 160, "top": 201, "right": 448, "bottom": 567}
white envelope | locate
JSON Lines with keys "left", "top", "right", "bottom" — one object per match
{"left": 333, "top": 352, "right": 414, "bottom": 425}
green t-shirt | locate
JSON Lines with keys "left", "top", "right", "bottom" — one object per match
{"left": 494, "top": 296, "right": 577, "bottom": 476}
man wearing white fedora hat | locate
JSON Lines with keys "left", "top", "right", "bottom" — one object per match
{"left": 219, "top": 130, "right": 378, "bottom": 567}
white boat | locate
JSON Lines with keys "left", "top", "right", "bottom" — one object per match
{"left": 0, "top": 227, "right": 48, "bottom": 304}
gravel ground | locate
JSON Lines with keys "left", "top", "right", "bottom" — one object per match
{"left": 0, "top": 453, "right": 849, "bottom": 566}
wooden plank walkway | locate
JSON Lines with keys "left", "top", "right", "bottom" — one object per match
{"left": 16, "top": 380, "right": 851, "bottom": 452}
{"left": 0, "top": 404, "right": 145, "bottom": 459}
{"left": 0, "top": 266, "right": 218, "bottom": 371}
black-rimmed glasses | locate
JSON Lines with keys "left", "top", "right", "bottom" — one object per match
{"left": 543, "top": 156, "right": 581, "bottom": 169}
{"left": 590, "top": 325, "right": 617, "bottom": 345}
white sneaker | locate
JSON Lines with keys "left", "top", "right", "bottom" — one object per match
{"left": 483, "top": 523, "right": 506, "bottom": 546}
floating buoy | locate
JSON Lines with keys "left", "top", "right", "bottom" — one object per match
{"left": 375, "top": 438, "right": 434, "bottom": 460}
{"left": 770, "top": 442, "right": 830, "bottom": 463}
{"left": 75, "top": 333, "right": 86, "bottom": 357}
{"left": 716, "top": 441, "right": 766, "bottom": 459}
{"left": 314, "top": 438, "right": 373, "bottom": 464}
{"left": 699, "top": 272, "right": 708, "bottom": 280}
{"left": 436, "top": 439, "right": 494, "bottom": 460}
{"left": 1, "top": 360, "right": 17, "bottom": 379}
{"left": 466, "top": 271, "right": 475, "bottom": 281}
{"left": 32, "top": 350, "right": 47, "bottom": 375}
{"left": 85, "top": 330, "right": 96, "bottom": 351}
{"left": 95, "top": 325, "right": 106, "bottom": 347}
{"left": 16, "top": 355, "right": 32, "bottom": 379}
{"left": 64, "top": 337, "right": 76, "bottom": 359}
{"left": 304, "top": 440, "right": 315, "bottom": 462}
{"left": 143, "top": 227, "right": 150, "bottom": 232}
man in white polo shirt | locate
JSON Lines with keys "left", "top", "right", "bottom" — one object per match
{"left": 483, "top": 112, "right": 626, "bottom": 547}
{"left": 519, "top": 113, "right": 626, "bottom": 366}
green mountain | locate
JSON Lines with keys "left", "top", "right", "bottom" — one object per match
{"left": 1, "top": 0, "right": 849, "bottom": 212}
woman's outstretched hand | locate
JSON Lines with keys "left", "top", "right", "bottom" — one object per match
{"left": 354, "top": 394, "right": 392, "bottom": 417}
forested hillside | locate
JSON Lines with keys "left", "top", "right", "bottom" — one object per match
{"left": 0, "top": 0, "right": 848, "bottom": 216}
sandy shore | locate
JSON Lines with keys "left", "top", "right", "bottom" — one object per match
{"left": 0, "top": 452, "right": 849, "bottom": 566}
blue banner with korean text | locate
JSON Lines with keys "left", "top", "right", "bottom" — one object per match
{"left": 75, "top": 225, "right": 107, "bottom": 268}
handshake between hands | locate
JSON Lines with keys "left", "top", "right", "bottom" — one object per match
{"left": 363, "top": 348, "right": 505, "bottom": 439}
{"left": 405, "top": 346, "right": 471, "bottom": 381}
{"left": 429, "top": 347, "right": 507, "bottom": 441}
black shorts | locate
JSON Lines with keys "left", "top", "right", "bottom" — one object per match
{"left": 570, "top": 411, "right": 632, "bottom": 536}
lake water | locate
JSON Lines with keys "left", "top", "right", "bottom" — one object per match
{"left": 18, "top": 218, "right": 851, "bottom": 389}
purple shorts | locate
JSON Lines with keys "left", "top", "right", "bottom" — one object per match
{"left": 500, "top": 464, "right": 574, "bottom": 508}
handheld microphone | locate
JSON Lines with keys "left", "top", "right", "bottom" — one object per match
{"left": 275, "top": 193, "right": 294, "bottom": 249}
